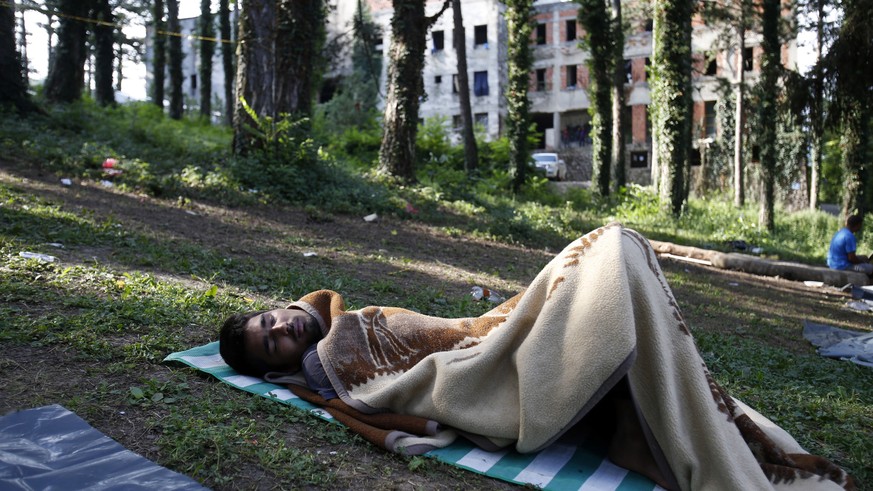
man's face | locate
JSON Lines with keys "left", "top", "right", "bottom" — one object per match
{"left": 243, "top": 308, "right": 321, "bottom": 373}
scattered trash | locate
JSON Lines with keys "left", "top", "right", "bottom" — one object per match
{"left": 100, "top": 180, "right": 114, "bottom": 187}
{"left": 363, "top": 213, "right": 378, "bottom": 222}
{"left": 751, "top": 247, "right": 764, "bottom": 255}
{"left": 840, "top": 283, "right": 854, "bottom": 293}
{"left": 19, "top": 252, "right": 57, "bottom": 263}
{"left": 803, "top": 280, "right": 824, "bottom": 288}
{"left": 184, "top": 210, "right": 197, "bottom": 216}
{"left": 726, "top": 240, "right": 749, "bottom": 251}
{"left": 102, "top": 158, "right": 119, "bottom": 169}
{"left": 303, "top": 251, "right": 317, "bottom": 257}
{"left": 404, "top": 202, "right": 419, "bottom": 215}
{"left": 729, "top": 282, "right": 739, "bottom": 287}
{"left": 846, "top": 300, "right": 873, "bottom": 312}
{"left": 471, "top": 286, "right": 505, "bottom": 303}
{"left": 46, "top": 242, "right": 65, "bottom": 248}
{"left": 60, "top": 178, "right": 72, "bottom": 186}
{"left": 102, "top": 158, "right": 123, "bottom": 176}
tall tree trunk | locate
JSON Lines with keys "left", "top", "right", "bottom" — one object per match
{"left": 17, "top": 4, "right": 27, "bottom": 81}
{"left": 505, "top": 0, "right": 533, "bottom": 193}
{"left": 733, "top": 25, "right": 745, "bottom": 207}
{"left": 453, "top": 0, "right": 478, "bottom": 173}
{"left": 233, "top": 0, "right": 326, "bottom": 155}
{"left": 840, "top": 105, "right": 869, "bottom": 216}
{"left": 610, "top": 0, "right": 626, "bottom": 191}
{"left": 579, "top": 0, "right": 614, "bottom": 197}
{"left": 808, "top": 0, "right": 824, "bottom": 211}
{"left": 44, "top": 0, "right": 91, "bottom": 103}
{"left": 651, "top": 0, "right": 692, "bottom": 216}
{"left": 758, "top": 0, "right": 779, "bottom": 231}
{"left": 219, "top": 0, "right": 233, "bottom": 124}
{"left": 0, "top": 0, "right": 35, "bottom": 113}
{"left": 93, "top": 0, "right": 115, "bottom": 106}
{"left": 199, "top": 0, "right": 215, "bottom": 120}
{"left": 378, "top": 0, "right": 451, "bottom": 181}
{"left": 152, "top": 0, "right": 166, "bottom": 109}
{"left": 167, "top": 0, "right": 183, "bottom": 119}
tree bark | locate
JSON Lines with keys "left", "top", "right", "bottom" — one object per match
{"left": 453, "top": 0, "right": 478, "bottom": 173}
{"left": 233, "top": 0, "right": 326, "bottom": 155}
{"left": 219, "top": 0, "right": 233, "bottom": 124}
{"left": 758, "top": 0, "right": 779, "bottom": 231}
{"left": 610, "top": 0, "right": 626, "bottom": 192}
{"left": 579, "top": 0, "right": 614, "bottom": 197}
{"left": 0, "top": 0, "right": 35, "bottom": 113}
{"left": 808, "top": 0, "right": 824, "bottom": 211}
{"left": 167, "top": 0, "right": 183, "bottom": 119}
{"left": 44, "top": 0, "right": 91, "bottom": 103}
{"left": 199, "top": 0, "right": 215, "bottom": 120}
{"left": 378, "top": 0, "right": 451, "bottom": 181}
{"left": 93, "top": 0, "right": 115, "bottom": 106}
{"left": 733, "top": 25, "right": 745, "bottom": 207}
{"left": 651, "top": 0, "right": 692, "bottom": 216}
{"left": 505, "top": 0, "right": 533, "bottom": 193}
{"left": 152, "top": 0, "right": 166, "bottom": 109}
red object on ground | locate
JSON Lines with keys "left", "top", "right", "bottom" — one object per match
{"left": 102, "top": 158, "right": 118, "bottom": 169}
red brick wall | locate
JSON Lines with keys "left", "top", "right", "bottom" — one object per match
{"left": 632, "top": 105, "right": 647, "bottom": 144}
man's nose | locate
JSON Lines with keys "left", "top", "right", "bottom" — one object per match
{"left": 271, "top": 322, "right": 290, "bottom": 334}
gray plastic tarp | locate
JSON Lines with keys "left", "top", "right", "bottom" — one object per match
{"left": 0, "top": 404, "right": 208, "bottom": 490}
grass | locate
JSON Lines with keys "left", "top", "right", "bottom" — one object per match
{"left": 1, "top": 101, "right": 871, "bottom": 488}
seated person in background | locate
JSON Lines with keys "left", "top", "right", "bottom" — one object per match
{"left": 828, "top": 214, "right": 873, "bottom": 275}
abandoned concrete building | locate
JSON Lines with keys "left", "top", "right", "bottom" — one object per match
{"left": 154, "top": 0, "right": 797, "bottom": 184}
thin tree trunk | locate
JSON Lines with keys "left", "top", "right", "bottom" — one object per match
{"left": 808, "top": 0, "right": 824, "bottom": 211}
{"left": 199, "top": 0, "right": 214, "bottom": 120}
{"left": 93, "top": 0, "right": 115, "bottom": 106}
{"left": 167, "top": 0, "right": 183, "bottom": 119}
{"left": 505, "top": 0, "right": 533, "bottom": 193}
{"left": 0, "top": 0, "right": 36, "bottom": 113}
{"left": 579, "top": 0, "right": 614, "bottom": 197}
{"left": 17, "top": 4, "right": 27, "bottom": 81}
{"left": 758, "top": 0, "right": 779, "bottom": 231}
{"left": 219, "top": 0, "right": 233, "bottom": 124}
{"left": 44, "top": 0, "right": 91, "bottom": 103}
{"left": 378, "top": 0, "right": 451, "bottom": 181}
{"left": 610, "top": 0, "right": 626, "bottom": 191}
{"left": 733, "top": 26, "right": 745, "bottom": 207}
{"left": 152, "top": 0, "right": 166, "bottom": 109}
{"left": 453, "top": 0, "right": 478, "bottom": 173}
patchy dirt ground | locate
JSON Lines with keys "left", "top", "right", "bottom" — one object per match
{"left": 1, "top": 161, "right": 870, "bottom": 490}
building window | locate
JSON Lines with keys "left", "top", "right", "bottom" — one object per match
{"left": 644, "top": 57, "right": 650, "bottom": 80}
{"left": 645, "top": 104, "right": 651, "bottom": 143}
{"left": 432, "top": 30, "right": 444, "bottom": 52}
{"left": 452, "top": 74, "right": 459, "bottom": 93}
{"left": 631, "top": 151, "right": 648, "bottom": 168}
{"left": 566, "top": 19, "right": 576, "bottom": 42}
{"left": 743, "top": 47, "right": 754, "bottom": 71}
{"left": 536, "top": 24, "right": 547, "bottom": 45}
{"left": 706, "top": 58, "right": 717, "bottom": 76}
{"left": 536, "top": 68, "right": 546, "bottom": 91}
{"left": 566, "top": 65, "right": 577, "bottom": 88}
{"left": 475, "top": 112, "right": 489, "bottom": 128}
{"left": 190, "top": 74, "right": 197, "bottom": 90}
{"left": 452, "top": 115, "right": 462, "bottom": 130}
{"left": 624, "top": 59, "right": 633, "bottom": 84}
{"left": 435, "top": 75, "right": 442, "bottom": 84}
{"left": 473, "top": 71, "right": 489, "bottom": 96}
{"left": 645, "top": 18, "right": 653, "bottom": 32}
{"left": 691, "top": 147, "right": 702, "bottom": 166}
{"left": 474, "top": 25, "right": 488, "bottom": 47}
{"left": 704, "top": 100, "right": 717, "bottom": 137}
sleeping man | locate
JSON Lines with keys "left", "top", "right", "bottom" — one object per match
{"left": 219, "top": 224, "right": 854, "bottom": 491}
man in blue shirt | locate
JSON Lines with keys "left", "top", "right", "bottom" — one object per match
{"left": 827, "top": 214, "right": 873, "bottom": 274}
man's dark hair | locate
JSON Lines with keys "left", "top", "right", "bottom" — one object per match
{"left": 219, "top": 311, "right": 267, "bottom": 377}
{"left": 847, "top": 214, "right": 863, "bottom": 229}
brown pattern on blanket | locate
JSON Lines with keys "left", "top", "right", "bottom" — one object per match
{"left": 331, "top": 306, "right": 507, "bottom": 387}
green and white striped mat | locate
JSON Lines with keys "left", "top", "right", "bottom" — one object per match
{"left": 165, "top": 342, "right": 662, "bottom": 491}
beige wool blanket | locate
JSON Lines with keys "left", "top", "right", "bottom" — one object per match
{"left": 287, "top": 224, "right": 853, "bottom": 490}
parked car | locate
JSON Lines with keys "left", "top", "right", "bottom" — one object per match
{"left": 531, "top": 152, "right": 567, "bottom": 181}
